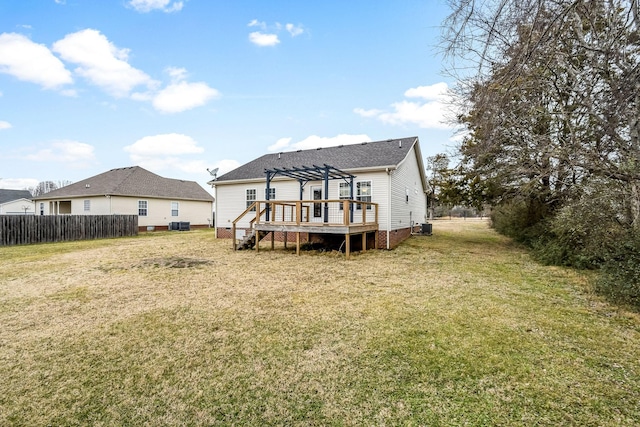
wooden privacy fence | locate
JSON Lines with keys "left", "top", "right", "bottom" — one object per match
{"left": 0, "top": 215, "right": 138, "bottom": 246}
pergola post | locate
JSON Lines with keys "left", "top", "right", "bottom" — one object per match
{"left": 323, "top": 166, "right": 329, "bottom": 223}
{"left": 265, "top": 171, "right": 272, "bottom": 221}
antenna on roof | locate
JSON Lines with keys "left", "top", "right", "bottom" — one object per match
{"left": 207, "top": 167, "right": 219, "bottom": 180}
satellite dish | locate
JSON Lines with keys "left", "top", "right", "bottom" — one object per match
{"left": 207, "top": 167, "right": 219, "bottom": 177}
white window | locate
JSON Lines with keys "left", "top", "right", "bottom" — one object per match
{"left": 339, "top": 182, "right": 350, "bottom": 210}
{"left": 171, "top": 202, "right": 179, "bottom": 216}
{"left": 356, "top": 181, "right": 372, "bottom": 210}
{"left": 84, "top": 200, "right": 90, "bottom": 212}
{"left": 246, "top": 189, "right": 256, "bottom": 211}
{"left": 39, "top": 203, "right": 44, "bottom": 215}
{"left": 265, "top": 188, "right": 276, "bottom": 200}
{"left": 138, "top": 200, "right": 148, "bottom": 216}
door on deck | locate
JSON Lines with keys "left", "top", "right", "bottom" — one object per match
{"left": 311, "top": 185, "right": 322, "bottom": 220}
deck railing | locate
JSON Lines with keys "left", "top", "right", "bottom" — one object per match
{"left": 232, "top": 199, "right": 378, "bottom": 248}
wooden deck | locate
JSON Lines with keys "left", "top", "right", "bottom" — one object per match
{"left": 232, "top": 200, "right": 379, "bottom": 258}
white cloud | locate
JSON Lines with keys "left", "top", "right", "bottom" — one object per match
{"left": 248, "top": 20, "right": 304, "bottom": 46}
{"left": 25, "top": 140, "right": 96, "bottom": 165}
{"left": 209, "top": 159, "right": 241, "bottom": 176}
{"left": 404, "top": 82, "right": 449, "bottom": 100}
{"left": 152, "top": 81, "right": 220, "bottom": 113}
{"left": 0, "top": 121, "right": 12, "bottom": 130}
{"left": 124, "top": 133, "right": 211, "bottom": 174}
{"left": 52, "top": 29, "right": 155, "bottom": 98}
{"left": 286, "top": 23, "right": 304, "bottom": 37}
{"left": 354, "top": 82, "right": 456, "bottom": 130}
{"left": 248, "top": 19, "right": 266, "bottom": 29}
{"left": 128, "top": 0, "right": 184, "bottom": 13}
{"left": 0, "top": 178, "right": 39, "bottom": 190}
{"left": 166, "top": 66, "right": 187, "bottom": 82}
{"left": 124, "top": 133, "right": 204, "bottom": 158}
{"left": 249, "top": 32, "right": 280, "bottom": 47}
{"left": 0, "top": 32, "right": 73, "bottom": 90}
{"left": 267, "top": 137, "right": 292, "bottom": 152}
{"left": 270, "top": 134, "right": 372, "bottom": 152}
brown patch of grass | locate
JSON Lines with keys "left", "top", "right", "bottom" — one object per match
{"left": 1, "top": 225, "right": 639, "bottom": 425}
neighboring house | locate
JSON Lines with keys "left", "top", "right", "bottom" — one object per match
{"left": 210, "top": 136, "right": 429, "bottom": 250}
{"left": 0, "top": 189, "right": 34, "bottom": 215}
{"left": 33, "top": 166, "right": 215, "bottom": 230}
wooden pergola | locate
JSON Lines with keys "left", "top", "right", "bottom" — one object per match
{"left": 264, "top": 164, "right": 355, "bottom": 223}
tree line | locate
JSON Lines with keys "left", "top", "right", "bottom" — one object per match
{"left": 439, "top": 0, "right": 640, "bottom": 307}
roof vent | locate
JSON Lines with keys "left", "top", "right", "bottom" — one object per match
{"left": 316, "top": 147, "right": 322, "bottom": 150}
{"left": 399, "top": 140, "right": 402, "bottom": 148}
{"left": 85, "top": 184, "right": 90, "bottom": 188}
{"left": 278, "top": 152, "right": 282, "bottom": 159}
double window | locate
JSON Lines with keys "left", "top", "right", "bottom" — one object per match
{"left": 356, "top": 181, "right": 372, "bottom": 210}
{"left": 339, "top": 182, "right": 350, "bottom": 210}
{"left": 246, "top": 189, "right": 256, "bottom": 211}
{"left": 265, "top": 188, "right": 276, "bottom": 200}
{"left": 138, "top": 200, "right": 148, "bottom": 216}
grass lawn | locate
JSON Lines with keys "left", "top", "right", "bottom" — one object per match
{"left": 1, "top": 219, "right": 638, "bottom": 426}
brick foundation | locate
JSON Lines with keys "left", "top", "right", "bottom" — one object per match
{"left": 378, "top": 226, "right": 417, "bottom": 249}
{"left": 218, "top": 227, "right": 417, "bottom": 251}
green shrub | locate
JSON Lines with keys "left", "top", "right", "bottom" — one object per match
{"left": 597, "top": 232, "right": 640, "bottom": 307}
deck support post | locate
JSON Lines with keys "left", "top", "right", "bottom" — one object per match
{"left": 362, "top": 232, "right": 367, "bottom": 252}
{"left": 284, "top": 231, "right": 288, "bottom": 249}
{"left": 232, "top": 224, "right": 236, "bottom": 250}
{"left": 345, "top": 233, "right": 350, "bottom": 259}
{"left": 296, "top": 232, "right": 300, "bottom": 255}
{"left": 271, "top": 231, "right": 275, "bottom": 250}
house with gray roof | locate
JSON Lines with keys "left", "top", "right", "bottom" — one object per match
{"left": 210, "top": 137, "right": 429, "bottom": 251}
{"left": 0, "top": 189, "right": 34, "bottom": 215}
{"left": 33, "top": 166, "right": 214, "bottom": 230}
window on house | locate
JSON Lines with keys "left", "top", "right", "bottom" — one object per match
{"left": 339, "top": 182, "right": 350, "bottom": 210}
{"left": 171, "top": 201, "right": 179, "bottom": 216}
{"left": 265, "top": 188, "right": 276, "bottom": 200}
{"left": 39, "top": 203, "right": 44, "bottom": 215}
{"left": 246, "top": 189, "right": 256, "bottom": 211}
{"left": 138, "top": 200, "right": 148, "bottom": 216}
{"left": 356, "top": 181, "right": 372, "bottom": 210}
{"left": 84, "top": 200, "right": 90, "bottom": 212}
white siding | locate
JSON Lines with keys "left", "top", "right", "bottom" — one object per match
{"left": 34, "top": 196, "right": 212, "bottom": 227}
{"left": 0, "top": 199, "right": 35, "bottom": 215}
{"left": 389, "top": 148, "right": 428, "bottom": 230}
{"left": 215, "top": 171, "right": 394, "bottom": 230}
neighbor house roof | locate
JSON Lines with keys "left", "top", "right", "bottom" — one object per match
{"left": 33, "top": 166, "right": 214, "bottom": 202}
{"left": 214, "top": 136, "right": 420, "bottom": 183}
{"left": 0, "top": 189, "right": 33, "bottom": 204}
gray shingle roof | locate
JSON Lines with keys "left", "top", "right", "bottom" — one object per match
{"left": 33, "top": 166, "right": 214, "bottom": 201}
{"left": 215, "top": 136, "right": 419, "bottom": 182}
{"left": 0, "top": 189, "right": 33, "bottom": 204}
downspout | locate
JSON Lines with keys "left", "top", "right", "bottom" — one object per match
{"left": 386, "top": 167, "right": 392, "bottom": 250}
{"left": 213, "top": 184, "right": 218, "bottom": 238}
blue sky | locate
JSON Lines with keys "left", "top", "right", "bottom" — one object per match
{"left": 0, "top": 0, "right": 457, "bottom": 193}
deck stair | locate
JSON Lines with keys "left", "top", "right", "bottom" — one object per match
{"left": 236, "top": 230, "right": 269, "bottom": 250}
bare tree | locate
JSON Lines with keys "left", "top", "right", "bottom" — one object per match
{"left": 27, "top": 180, "right": 73, "bottom": 197}
{"left": 443, "top": 0, "right": 640, "bottom": 226}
